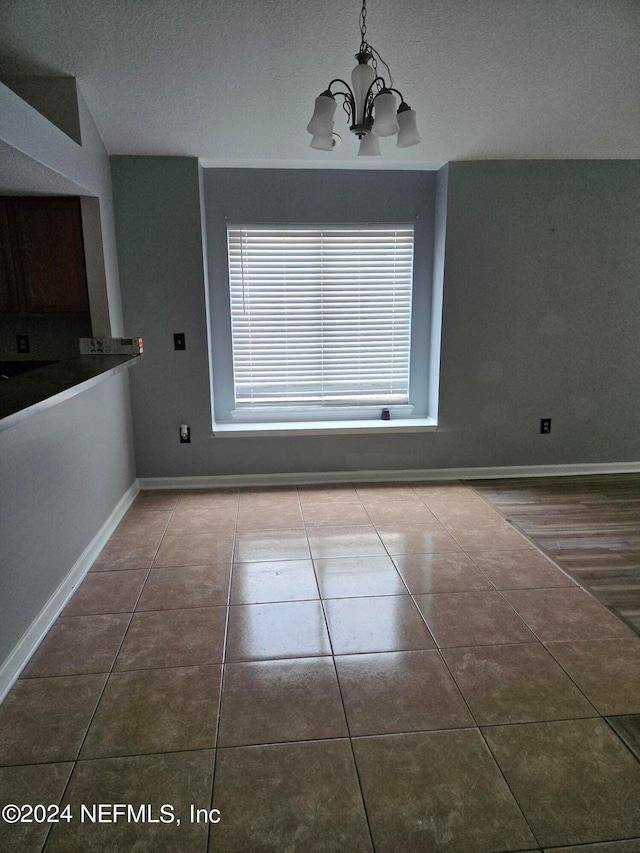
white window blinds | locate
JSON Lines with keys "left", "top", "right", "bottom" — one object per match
{"left": 227, "top": 226, "right": 414, "bottom": 408}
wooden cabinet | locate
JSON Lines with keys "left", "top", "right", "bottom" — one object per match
{"left": 0, "top": 200, "right": 19, "bottom": 313}
{"left": 0, "top": 197, "right": 89, "bottom": 314}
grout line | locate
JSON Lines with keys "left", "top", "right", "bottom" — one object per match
{"left": 207, "top": 490, "right": 240, "bottom": 852}
{"left": 475, "top": 725, "right": 543, "bottom": 849}
{"left": 311, "top": 552, "right": 377, "bottom": 853}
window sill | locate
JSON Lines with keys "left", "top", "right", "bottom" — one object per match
{"left": 212, "top": 417, "right": 437, "bottom": 437}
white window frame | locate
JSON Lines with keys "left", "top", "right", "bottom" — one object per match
{"left": 208, "top": 221, "right": 439, "bottom": 437}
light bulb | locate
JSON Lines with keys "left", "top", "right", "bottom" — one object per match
{"left": 306, "top": 93, "right": 337, "bottom": 136}
{"left": 310, "top": 132, "right": 335, "bottom": 151}
{"left": 357, "top": 133, "right": 381, "bottom": 156}
{"left": 396, "top": 106, "right": 421, "bottom": 148}
{"left": 372, "top": 91, "right": 399, "bottom": 137}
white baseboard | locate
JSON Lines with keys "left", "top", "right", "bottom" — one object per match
{"left": 0, "top": 480, "right": 140, "bottom": 705}
{"left": 138, "top": 461, "right": 640, "bottom": 491}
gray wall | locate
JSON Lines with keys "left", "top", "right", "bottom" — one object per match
{"left": 0, "top": 86, "right": 136, "bottom": 674}
{"left": 0, "top": 374, "right": 135, "bottom": 664}
{"left": 115, "top": 157, "right": 640, "bottom": 479}
{"left": 112, "top": 157, "right": 213, "bottom": 477}
{"left": 439, "top": 160, "right": 640, "bottom": 466}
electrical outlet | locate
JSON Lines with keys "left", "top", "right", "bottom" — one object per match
{"left": 17, "top": 334, "right": 30, "bottom": 354}
{"left": 540, "top": 418, "right": 551, "bottom": 434}
{"left": 174, "top": 333, "right": 186, "bottom": 351}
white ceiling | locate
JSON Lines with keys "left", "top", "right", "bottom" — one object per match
{"left": 1, "top": 0, "right": 639, "bottom": 169}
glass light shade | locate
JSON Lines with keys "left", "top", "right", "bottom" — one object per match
{"left": 372, "top": 91, "right": 399, "bottom": 137}
{"left": 357, "top": 133, "right": 381, "bottom": 156}
{"left": 351, "top": 59, "right": 376, "bottom": 125}
{"left": 310, "top": 131, "right": 335, "bottom": 151}
{"left": 306, "top": 95, "right": 337, "bottom": 136}
{"left": 396, "top": 108, "right": 421, "bottom": 148}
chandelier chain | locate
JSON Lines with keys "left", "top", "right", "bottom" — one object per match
{"left": 358, "top": 0, "right": 392, "bottom": 89}
{"left": 359, "top": 0, "right": 367, "bottom": 49}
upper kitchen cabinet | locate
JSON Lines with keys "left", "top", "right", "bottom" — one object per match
{"left": 1, "top": 197, "right": 90, "bottom": 314}
{"left": 0, "top": 200, "right": 19, "bottom": 313}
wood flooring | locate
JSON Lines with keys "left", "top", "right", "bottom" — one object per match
{"left": 470, "top": 473, "right": 640, "bottom": 636}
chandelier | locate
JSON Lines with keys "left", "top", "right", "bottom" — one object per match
{"left": 306, "top": 0, "right": 421, "bottom": 155}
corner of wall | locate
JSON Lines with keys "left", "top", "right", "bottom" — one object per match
{"left": 429, "top": 163, "right": 449, "bottom": 422}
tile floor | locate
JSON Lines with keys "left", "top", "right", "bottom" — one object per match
{"left": 1, "top": 480, "right": 640, "bottom": 852}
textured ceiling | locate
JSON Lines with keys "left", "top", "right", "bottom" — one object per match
{"left": 1, "top": 0, "right": 639, "bottom": 168}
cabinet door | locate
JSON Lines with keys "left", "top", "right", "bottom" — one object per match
{"left": 11, "top": 197, "right": 89, "bottom": 313}
{"left": 0, "top": 199, "right": 19, "bottom": 312}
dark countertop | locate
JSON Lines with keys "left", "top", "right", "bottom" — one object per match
{"left": 0, "top": 354, "right": 142, "bottom": 432}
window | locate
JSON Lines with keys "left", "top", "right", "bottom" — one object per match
{"left": 227, "top": 225, "right": 414, "bottom": 420}
{"left": 201, "top": 168, "right": 440, "bottom": 436}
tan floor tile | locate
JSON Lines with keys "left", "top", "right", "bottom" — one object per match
{"left": 364, "top": 502, "right": 438, "bottom": 525}
{"left": 302, "top": 502, "right": 371, "bottom": 527}
{"left": 62, "top": 570, "right": 147, "bottom": 616}
{"left": 0, "top": 674, "right": 106, "bottom": 765}
{"left": 414, "top": 591, "right": 536, "bottom": 648}
{"left": 236, "top": 503, "right": 304, "bottom": 531}
{"left": 314, "top": 555, "right": 406, "bottom": 598}
{"left": 392, "top": 552, "right": 493, "bottom": 593}
{"left": 375, "top": 522, "right": 463, "bottom": 555}
{"left": 153, "top": 533, "right": 234, "bottom": 567}
{"left": 336, "top": 650, "right": 473, "bottom": 735}
{"left": 21, "top": 613, "right": 130, "bottom": 677}
{"left": 410, "top": 482, "right": 475, "bottom": 501}
{"left": 353, "top": 729, "right": 536, "bottom": 852}
{"left": 176, "top": 489, "right": 239, "bottom": 510}
{"left": 112, "top": 509, "right": 171, "bottom": 539}
{"left": 307, "top": 525, "right": 386, "bottom": 559}
{"left": 503, "top": 588, "right": 635, "bottom": 641}
{"left": 230, "top": 559, "right": 318, "bottom": 604}
{"left": 483, "top": 718, "right": 640, "bottom": 847}
{"left": 607, "top": 714, "right": 640, "bottom": 761}
{"left": 131, "top": 489, "right": 182, "bottom": 511}
{"left": 427, "top": 503, "right": 503, "bottom": 525}
{"left": 237, "top": 487, "right": 301, "bottom": 509}
{"left": 0, "top": 763, "right": 73, "bottom": 853}
{"left": 137, "top": 564, "right": 231, "bottom": 610}
{"left": 91, "top": 535, "right": 160, "bottom": 571}
{"left": 545, "top": 637, "right": 640, "bottom": 714}
{"left": 226, "top": 600, "right": 331, "bottom": 661}
{"left": 324, "top": 595, "right": 435, "bottom": 655}
{"left": 233, "top": 529, "right": 310, "bottom": 562}
{"left": 212, "top": 740, "right": 372, "bottom": 852}
{"left": 80, "top": 665, "right": 220, "bottom": 759}
{"left": 114, "top": 606, "right": 227, "bottom": 670}
{"left": 45, "top": 750, "right": 214, "bottom": 853}
{"left": 218, "top": 657, "right": 347, "bottom": 747}
{"left": 542, "top": 841, "right": 640, "bottom": 853}
{"left": 355, "top": 484, "right": 425, "bottom": 504}
{"left": 444, "top": 522, "right": 534, "bottom": 551}
{"left": 468, "top": 549, "right": 576, "bottom": 589}
{"left": 165, "top": 507, "right": 237, "bottom": 536}
{"left": 442, "top": 643, "right": 596, "bottom": 725}
{"left": 298, "top": 484, "right": 360, "bottom": 504}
